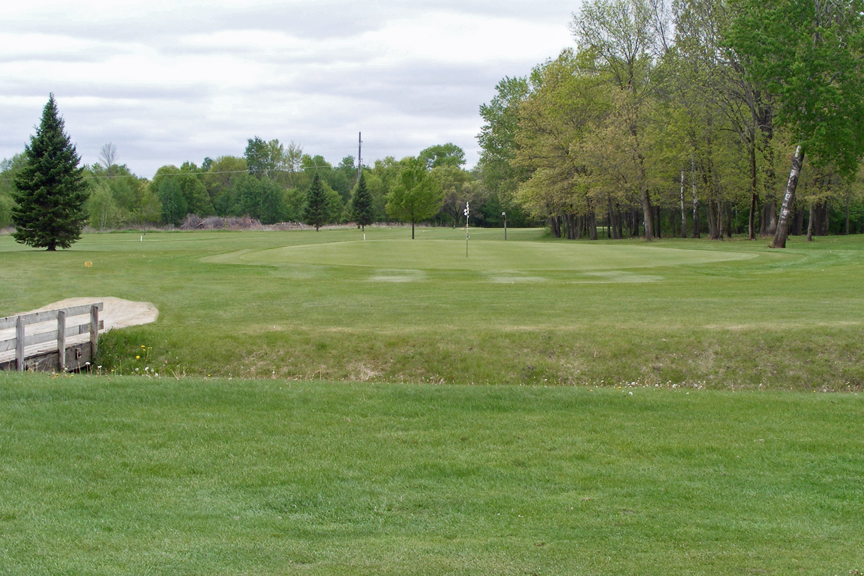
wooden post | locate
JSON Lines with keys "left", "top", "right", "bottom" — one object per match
{"left": 90, "top": 305, "right": 99, "bottom": 362}
{"left": 16, "top": 316, "right": 24, "bottom": 372}
{"left": 58, "top": 310, "right": 67, "bottom": 372}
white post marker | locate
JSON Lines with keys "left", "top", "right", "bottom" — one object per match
{"left": 464, "top": 202, "right": 470, "bottom": 257}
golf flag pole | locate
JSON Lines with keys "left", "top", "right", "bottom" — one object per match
{"left": 464, "top": 202, "right": 470, "bottom": 257}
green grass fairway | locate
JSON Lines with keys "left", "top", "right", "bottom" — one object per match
{"left": 1, "top": 227, "right": 862, "bottom": 387}
{"left": 0, "top": 373, "right": 861, "bottom": 575}
{"left": 212, "top": 237, "right": 755, "bottom": 272}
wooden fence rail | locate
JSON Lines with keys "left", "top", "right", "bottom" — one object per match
{"left": 0, "top": 303, "right": 104, "bottom": 372}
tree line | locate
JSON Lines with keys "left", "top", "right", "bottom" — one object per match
{"left": 5, "top": 0, "right": 863, "bottom": 245}
{"left": 0, "top": 134, "right": 534, "bottom": 235}
{"left": 476, "top": 0, "right": 864, "bottom": 243}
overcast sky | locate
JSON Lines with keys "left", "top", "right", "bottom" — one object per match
{"left": 1, "top": 1, "right": 576, "bottom": 177}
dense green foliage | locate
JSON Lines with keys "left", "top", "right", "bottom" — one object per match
{"left": 350, "top": 170, "right": 374, "bottom": 231}
{"left": 0, "top": 373, "right": 861, "bottom": 575}
{"left": 385, "top": 157, "right": 445, "bottom": 238}
{"left": 11, "top": 95, "right": 88, "bottom": 250}
{"left": 4, "top": 0, "right": 863, "bottom": 238}
{"left": 1, "top": 228, "right": 862, "bottom": 388}
{"left": 304, "top": 174, "right": 328, "bottom": 231}
{"left": 476, "top": 0, "right": 864, "bottom": 241}
{"left": 726, "top": 0, "right": 864, "bottom": 246}
{"left": 0, "top": 155, "right": 26, "bottom": 228}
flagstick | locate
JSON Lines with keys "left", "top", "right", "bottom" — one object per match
{"left": 464, "top": 202, "right": 470, "bottom": 258}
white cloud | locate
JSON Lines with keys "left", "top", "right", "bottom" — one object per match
{"left": 0, "top": 1, "right": 576, "bottom": 176}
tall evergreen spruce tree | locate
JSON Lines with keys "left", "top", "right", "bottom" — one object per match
{"left": 12, "top": 94, "right": 88, "bottom": 250}
{"left": 350, "top": 170, "right": 374, "bottom": 232}
{"left": 304, "top": 173, "right": 327, "bottom": 231}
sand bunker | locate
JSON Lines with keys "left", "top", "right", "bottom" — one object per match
{"left": 23, "top": 297, "right": 158, "bottom": 331}
{"left": 0, "top": 297, "right": 158, "bottom": 365}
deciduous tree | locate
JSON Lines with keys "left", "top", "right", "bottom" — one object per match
{"left": 385, "top": 158, "right": 444, "bottom": 239}
{"left": 727, "top": 0, "right": 864, "bottom": 247}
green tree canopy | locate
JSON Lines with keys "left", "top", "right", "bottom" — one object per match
{"left": 245, "top": 137, "right": 284, "bottom": 180}
{"left": 727, "top": 0, "right": 864, "bottom": 247}
{"left": 350, "top": 170, "right": 374, "bottom": 231}
{"left": 12, "top": 95, "right": 89, "bottom": 250}
{"left": 418, "top": 143, "right": 466, "bottom": 170}
{"left": 304, "top": 174, "right": 328, "bottom": 231}
{"left": 385, "top": 157, "right": 444, "bottom": 239}
{"left": 156, "top": 178, "right": 187, "bottom": 226}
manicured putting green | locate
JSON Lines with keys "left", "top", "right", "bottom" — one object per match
{"left": 210, "top": 238, "right": 757, "bottom": 271}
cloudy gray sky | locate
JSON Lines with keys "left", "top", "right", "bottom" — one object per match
{"left": 1, "top": 1, "right": 576, "bottom": 177}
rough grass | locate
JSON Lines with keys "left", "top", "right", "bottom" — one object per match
{"left": 1, "top": 228, "right": 863, "bottom": 388}
{"left": 0, "top": 372, "right": 861, "bottom": 575}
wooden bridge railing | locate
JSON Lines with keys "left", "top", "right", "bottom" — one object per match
{"left": 0, "top": 303, "right": 104, "bottom": 372}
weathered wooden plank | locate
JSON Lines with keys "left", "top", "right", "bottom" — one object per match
{"left": 0, "top": 341, "right": 93, "bottom": 373}
{"left": 0, "top": 321, "right": 103, "bottom": 354}
{"left": 0, "top": 302, "right": 103, "bottom": 329}
{"left": 58, "top": 310, "right": 66, "bottom": 372}
{"left": 16, "top": 316, "right": 24, "bottom": 372}
{"left": 90, "top": 306, "right": 99, "bottom": 359}
{"left": 61, "top": 302, "right": 104, "bottom": 318}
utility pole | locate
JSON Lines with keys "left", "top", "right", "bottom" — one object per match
{"left": 357, "top": 132, "right": 362, "bottom": 182}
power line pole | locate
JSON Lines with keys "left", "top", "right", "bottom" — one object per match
{"left": 357, "top": 132, "right": 362, "bottom": 181}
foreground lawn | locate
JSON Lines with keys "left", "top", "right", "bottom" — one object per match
{"left": 1, "top": 227, "right": 863, "bottom": 388}
{"left": 0, "top": 373, "right": 861, "bottom": 575}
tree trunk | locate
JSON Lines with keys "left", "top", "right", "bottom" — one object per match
{"left": 590, "top": 211, "right": 598, "bottom": 241}
{"left": 717, "top": 201, "right": 725, "bottom": 240}
{"left": 748, "top": 140, "right": 758, "bottom": 240}
{"left": 411, "top": 220, "right": 415, "bottom": 239}
{"left": 707, "top": 198, "right": 718, "bottom": 239}
{"left": 821, "top": 202, "right": 830, "bottom": 236}
{"left": 680, "top": 168, "right": 687, "bottom": 238}
{"left": 846, "top": 195, "right": 851, "bottom": 235}
{"left": 549, "top": 216, "right": 560, "bottom": 238}
{"left": 772, "top": 145, "right": 804, "bottom": 248}
{"left": 617, "top": 204, "right": 623, "bottom": 239}
{"left": 726, "top": 205, "right": 733, "bottom": 238}
{"left": 641, "top": 187, "right": 654, "bottom": 240}
{"left": 762, "top": 201, "right": 778, "bottom": 236}
{"left": 806, "top": 201, "right": 814, "bottom": 241}
{"left": 655, "top": 206, "right": 662, "bottom": 238}
{"left": 691, "top": 156, "right": 700, "bottom": 238}
{"left": 607, "top": 198, "right": 613, "bottom": 239}
{"left": 793, "top": 206, "right": 805, "bottom": 236}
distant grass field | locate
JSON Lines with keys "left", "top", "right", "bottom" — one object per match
{"left": 1, "top": 227, "right": 862, "bottom": 388}
{"left": 0, "top": 373, "right": 861, "bottom": 575}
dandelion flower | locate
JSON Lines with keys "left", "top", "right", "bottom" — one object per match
{"left": 136, "top": 355, "right": 140, "bottom": 359}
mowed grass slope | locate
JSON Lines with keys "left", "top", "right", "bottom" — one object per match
{"left": 1, "top": 227, "right": 862, "bottom": 387}
{"left": 0, "top": 373, "right": 861, "bottom": 575}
